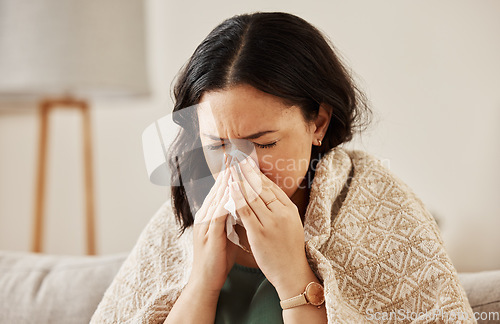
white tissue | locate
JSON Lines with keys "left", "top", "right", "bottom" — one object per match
{"left": 223, "top": 150, "right": 250, "bottom": 249}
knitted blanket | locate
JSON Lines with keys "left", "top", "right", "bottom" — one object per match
{"left": 91, "top": 147, "right": 475, "bottom": 323}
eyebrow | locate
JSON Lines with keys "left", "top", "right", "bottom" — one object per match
{"left": 201, "top": 130, "right": 278, "bottom": 141}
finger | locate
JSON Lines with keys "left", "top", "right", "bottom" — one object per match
{"left": 196, "top": 166, "right": 230, "bottom": 227}
{"left": 213, "top": 186, "right": 231, "bottom": 219}
{"left": 237, "top": 156, "right": 264, "bottom": 195}
{"left": 239, "top": 176, "right": 274, "bottom": 226}
{"left": 207, "top": 186, "right": 230, "bottom": 237}
{"left": 195, "top": 166, "right": 226, "bottom": 224}
{"left": 229, "top": 163, "right": 270, "bottom": 220}
{"left": 208, "top": 154, "right": 230, "bottom": 197}
{"left": 203, "top": 167, "right": 231, "bottom": 226}
{"left": 210, "top": 181, "right": 230, "bottom": 220}
{"left": 229, "top": 181, "right": 262, "bottom": 231}
{"left": 245, "top": 156, "right": 291, "bottom": 206}
{"left": 238, "top": 156, "right": 282, "bottom": 212}
{"left": 266, "top": 179, "right": 292, "bottom": 207}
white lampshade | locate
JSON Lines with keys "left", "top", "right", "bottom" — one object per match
{"left": 0, "top": 0, "right": 149, "bottom": 100}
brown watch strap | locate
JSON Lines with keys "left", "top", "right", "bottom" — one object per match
{"left": 280, "top": 293, "right": 308, "bottom": 309}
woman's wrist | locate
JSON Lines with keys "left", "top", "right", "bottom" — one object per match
{"left": 273, "top": 259, "right": 321, "bottom": 301}
{"left": 165, "top": 277, "right": 220, "bottom": 324}
{"left": 185, "top": 276, "right": 222, "bottom": 301}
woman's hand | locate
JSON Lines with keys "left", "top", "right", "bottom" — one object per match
{"left": 228, "top": 155, "right": 312, "bottom": 293}
{"left": 189, "top": 155, "right": 238, "bottom": 295}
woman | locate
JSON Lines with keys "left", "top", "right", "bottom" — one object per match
{"left": 91, "top": 12, "right": 475, "bottom": 323}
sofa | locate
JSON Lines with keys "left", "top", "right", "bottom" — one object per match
{"left": 0, "top": 251, "right": 499, "bottom": 323}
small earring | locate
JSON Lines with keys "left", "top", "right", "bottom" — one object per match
{"left": 318, "top": 139, "right": 322, "bottom": 146}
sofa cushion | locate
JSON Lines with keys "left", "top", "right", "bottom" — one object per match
{"left": 0, "top": 251, "right": 127, "bottom": 324}
{"left": 1, "top": 250, "right": 499, "bottom": 323}
{"left": 459, "top": 270, "right": 500, "bottom": 323}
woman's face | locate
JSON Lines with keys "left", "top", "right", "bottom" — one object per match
{"left": 197, "top": 83, "right": 329, "bottom": 198}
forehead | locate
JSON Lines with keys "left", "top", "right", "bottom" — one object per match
{"left": 197, "top": 84, "right": 299, "bottom": 135}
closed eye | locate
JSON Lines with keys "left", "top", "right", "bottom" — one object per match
{"left": 254, "top": 142, "right": 277, "bottom": 149}
{"left": 206, "top": 141, "right": 277, "bottom": 150}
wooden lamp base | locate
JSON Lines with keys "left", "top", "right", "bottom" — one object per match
{"left": 32, "top": 96, "right": 96, "bottom": 255}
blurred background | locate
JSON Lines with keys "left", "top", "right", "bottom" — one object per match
{"left": 0, "top": 0, "right": 498, "bottom": 272}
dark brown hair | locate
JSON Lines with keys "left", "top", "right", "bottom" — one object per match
{"left": 168, "top": 12, "right": 371, "bottom": 235}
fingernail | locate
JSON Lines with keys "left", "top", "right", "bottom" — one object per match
{"left": 248, "top": 157, "right": 256, "bottom": 168}
{"left": 241, "top": 157, "right": 247, "bottom": 165}
{"left": 235, "top": 163, "right": 242, "bottom": 175}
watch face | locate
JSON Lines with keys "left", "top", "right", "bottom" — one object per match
{"left": 305, "top": 282, "right": 325, "bottom": 306}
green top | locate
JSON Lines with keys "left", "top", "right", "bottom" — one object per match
{"left": 214, "top": 263, "right": 284, "bottom": 324}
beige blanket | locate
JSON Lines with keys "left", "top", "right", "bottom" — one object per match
{"left": 91, "top": 147, "right": 475, "bottom": 323}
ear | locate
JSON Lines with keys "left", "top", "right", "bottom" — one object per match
{"left": 311, "top": 103, "right": 332, "bottom": 142}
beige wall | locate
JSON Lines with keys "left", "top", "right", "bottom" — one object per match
{"left": 0, "top": 0, "right": 498, "bottom": 272}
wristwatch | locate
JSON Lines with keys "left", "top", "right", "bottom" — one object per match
{"left": 280, "top": 281, "right": 325, "bottom": 309}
